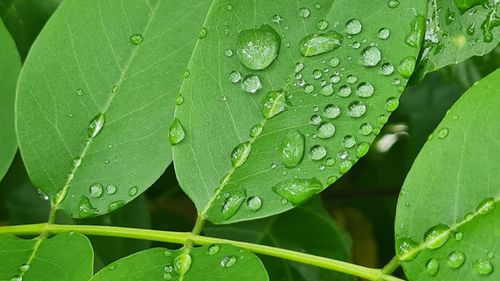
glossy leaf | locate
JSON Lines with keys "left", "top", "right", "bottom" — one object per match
{"left": 395, "top": 69, "right": 500, "bottom": 281}
{"left": 173, "top": 0, "right": 427, "bottom": 224}
{"left": 416, "top": 0, "right": 500, "bottom": 78}
{"left": 0, "top": 0, "right": 62, "bottom": 58}
{"left": 0, "top": 232, "right": 93, "bottom": 281}
{"left": 91, "top": 244, "right": 269, "bottom": 281}
{"left": 16, "top": 0, "right": 211, "bottom": 218}
{"left": 0, "top": 19, "right": 20, "bottom": 182}
{"left": 206, "top": 198, "right": 354, "bottom": 281}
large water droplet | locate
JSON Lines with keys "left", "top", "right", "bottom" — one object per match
{"left": 447, "top": 251, "right": 466, "bottom": 269}
{"left": 89, "top": 183, "right": 103, "bottom": 198}
{"left": 424, "top": 224, "right": 451, "bottom": 249}
{"left": 230, "top": 142, "right": 252, "bottom": 168}
{"left": 348, "top": 101, "right": 367, "bottom": 118}
{"left": 241, "top": 75, "right": 262, "bottom": 93}
{"left": 396, "top": 238, "right": 420, "bottom": 261}
{"left": 221, "top": 189, "right": 246, "bottom": 219}
{"left": 398, "top": 56, "right": 416, "bottom": 78}
{"left": 236, "top": 25, "right": 281, "bottom": 70}
{"left": 174, "top": 253, "right": 192, "bottom": 275}
{"left": 476, "top": 197, "right": 496, "bottom": 215}
{"left": 280, "top": 130, "right": 305, "bottom": 168}
{"left": 262, "top": 90, "right": 289, "bottom": 119}
{"left": 220, "top": 256, "right": 237, "bottom": 268}
{"left": 405, "top": 15, "right": 425, "bottom": 48}
{"left": 272, "top": 178, "right": 322, "bottom": 205}
{"left": 473, "top": 259, "right": 493, "bottom": 275}
{"left": 88, "top": 113, "right": 105, "bottom": 138}
{"left": 318, "top": 122, "right": 336, "bottom": 139}
{"left": 299, "top": 32, "right": 343, "bottom": 57}
{"left": 345, "top": 19, "right": 362, "bottom": 35}
{"left": 310, "top": 145, "right": 327, "bottom": 161}
{"left": 247, "top": 196, "right": 263, "bottom": 211}
{"left": 425, "top": 258, "right": 440, "bottom": 276}
{"left": 169, "top": 118, "right": 185, "bottom": 145}
{"left": 360, "top": 46, "right": 382, "bottom": 67}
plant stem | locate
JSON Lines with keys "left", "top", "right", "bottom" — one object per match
{"left": 0, "top": 223, "right": 405, "bottom": 281}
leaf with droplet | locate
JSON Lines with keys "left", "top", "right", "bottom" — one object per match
{"left": 173, "top": 0, "right": 427, "bottom": 224}
{"left": 415, "top": 0, "right": 500, "bottom": 79}
{"left": 395, "top": 69, "right": 500, "bottom": 281}
{"left": 0, "top": 233, "right": 93, "bottom": 281}
{"left": 205, "top": 197, "right": 354, "bottom": 281}
{"left": 90, "top": 244, "right": 268, "bottom": 281}
{"left": 0, "top": 20, "right": 21, "bottom": 182}
{"left": 16, "top": 0, "right": 211, "bottom": 218}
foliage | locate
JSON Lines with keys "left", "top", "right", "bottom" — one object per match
{"left": 0, "top": 0, "right": 498, "bottom": 281}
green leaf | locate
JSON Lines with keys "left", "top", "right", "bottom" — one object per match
{"left": 90, "top": 245, "right": 269, "bottom": 281}
{"left": 206, "top": 197, "right": 354, "bottom": 281}
{"left": 394, "top": 69, "right": 500, "bottom": 280}
{"left": 16, "top": 0, "right": 211, "bottom": 218}
{"left": 0, "top": 0, "right": 62, "bottom": 59}
{"left": 0, "top": 19, "right": 20, "bottom": 182}
{"left": 0, "top": 232, "right": 93, "bottom": 281}
{"left": 416, "top": 0, "right": 500, "bottom": 78}
{"left": 172, "top": 0, "right": 427, "bottom": 224}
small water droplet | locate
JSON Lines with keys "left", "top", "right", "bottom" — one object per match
{"left": 310, "top": 145, "right": 327, "bottom": 160}
{"left": 208, "top": 244, "right": 220, "bottom": 255}
{"left": 89, "top": 183, "right": 104, "bottom": 198}
{"left": 338, "top": 85, "right": 352, "bottom": 97}
{"left": 199, "top": 27, "right": 208, "bottom": 39}
{"left": 19, "top": 264, "right": 30, "bottom": 272}
{"left": 360, "top": 123, "right": 373, "bottom": 135}
{"left": 176, "top": 95, "right": 184, "bottom": 105}
{"left": 343, "top": 135, "right": 356, "bottom": 148}
{"left": 108, "top": 200, "right": 125, "bottom": 211}
{"left": 272, "top": 178, "right": 322, "bottom": 205}
{"left": 230, "top": 142, "right": 252, "bottom": 168}
{"left": 78, "top": 196, "right": 98, "bottom": 218}
{"left": 280, "top": 130, "right": 305, "bottom": 168}
{"left": 356, "top": 82, "right": 374, "bottom": 97}
{"left": 378, "top": 28, "right": 390, "bottom": 40}
{"left": 299, "top": 32, "right": 343, "bottom": 57}
{"left": 299, "top": 7, "right": 310, "bottom": 18}
{"left": 106, "top": 184, "right": 117, "bottom": 195}
{"left": 242, "top": 75, "right": 262, "bottom": 93}
{"left": 250, "top": 124, "right": 263, "bottom": 138}
{"left": 221, "top": 189, "right": 246, "bottom": 219}
{"left": 346, "top": 75, "right": 358, "bottom": 84}
{"left": 229, "top": 71, "right": 242, "bottom": 83}
{"left": 262, "top": 90, "right": 289, "bottom": 118}
{"left": 328, "top": 57, "right": 340, "bottom": 67}
{"left": 237, "top": 25, "right": 281, "bottom": 70}
{"left": 476, "top": 197, "right": 495, "bottom": 215}
{"left": 247, "top": 196, "right": 263, "bottom": 211}
{"left": 169, "top": 118, "right": 185, "bottom": 145}
{"left": 129, "top": 186, "right": 138, "bottom": 197}
{"left": 348, "top": 101, "right": 367, "bottom": 118}
{"left": 454, "top": 231, "right": 463, "bottom": 241}
{"left": 425, "top": 258, "right": 440, "bottom": 276}
{"left": 356, "top": 143, "right": 370, "bottom": 158}
{"left": 396, "top": 238, "right": 419, "bottom": 261}
{"left": 339, "top": 160, "right": 353, "bottom": 174}
{"left": 438, "top": 128, "right": 449, "bottom": 139}
{"left": 220, "top": 256, "right": 237, "bottom": 268}
{"left": 345, "top": 19, "right": 362, "bottom": 35}
{"left": 130, "top": 34, "right": 143, "bottom": 45}
{"left": 398, "top": 56, "right": 416, "bottom": 78}
{"left": 88, "top": 113, "right": 105, "bottom": 138}
{"left": 387, "top": 0, "right": 400, "bottom": 8}
{"left": 174, "top": 253, "right": 192, "bottom": 275}
{"left": 320, "top": 84, "right": 334, "bottom": 96}
{"left": 385, "top": 97, "right": 399, "bottom": 112}
{"left": 473, "top": 259, "right": 493, "bottom": 275}
{"left": 324, "top": 104, "right": 341, "bottom": 119}
{"left": 225, "top": 48, "right": 233, "bottom": 57}
{"left": 447, "top": 251, "right": 466, "bottom": 269}
{"left": 424, "top": 224, "right": 451, "bottom": 249}
{"left": 360, "top": 46, "right": 382, "bottom": 67}
{"left": 317, "top": 19, "right": 329, "bottom": 30}
{"left": 318, "top": 122, "right": 336, "bottom": 139}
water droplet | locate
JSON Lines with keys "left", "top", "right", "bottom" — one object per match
{"left": 295, "top": 62, "right": 305, "bottom": 73}
{"left": 208, "top": 244, "right": 220, "bottom": 255}
{"left": 438, "top": 128, "right": 449, "bottom": 139}
{"left": 343, "top": 135, "right": 356, "bottom": 148}
{"left": 272, "top": 178, "right": 322, "bottom": 205}
{"left": 310, "top": 145, "right": 327, "bottom": 160}
{"left": 19, "top": 264, "right": 30, "bottom": 272}
{"left": 476, "top": 197, "right": 495, "bottom": 215}
{"left": 356, "top": 143, "right": 370, "bottom": 158}
{"left": 454, "top": 231, "right": 463, "bottom": 241}
{"left": 396, "top": 238, "right": 419, "bottom": 261}
{"left": 280, "top": 130, "right": 305, "bottom": 168}
{"left": 221, "top": 189, "right": 246, "bottom": 219}
{"left": 304, "top": 84, "right": 315, "bottom": 93}
{"left": 78, "top": 196, "right": 98, "bottom": 218}
{"left": 378, "top": 28, "right": 390, "bottom": 40}
{"left": 299, "top": 7, "right": 310, "bottom": 18}
{"left": 346, "top": 75, "right": 358, "bottom": 84}
{"left": 320, "top": 84, "right": 334, "bottom": 96}
{"left": 345, "top": 19, "right": 362, "bottom": 35}
{"left": 272, "top": 14, "right": 283, "bottom": 24}
{"left": 487, "top": 251, "right": 495, "bottom": 258}
{"left": 237, "top": 25, "right": 281, "bottom": 70}
{"left": 360, "top": 123, "right": 373, "bottom": 135}
{"left": 473, "top": 259, "right": 493, "bottom": 275}
{"left": 176, "top": 95, "right": 184, "bottom": 105}
{"left": 229, "top": 71, "right": 242, "bottom": 83}
{"left": 348, "top": 101, "right": 367, "bottom": 118}
{"left": 330, "top": 74, "right": 341, "bottom": 84}
{"left": 338, "top": 85, "right": 352, "bottom": 97}
{"left": 324, "top": 104, "right": 341, "bottom": 119}
{"left": 230, "top": 142, "right": 252, "bottom": 168}
{"left": 405, "top": 15, "right": 425, "bottom": 48}
{"left": 225, "top": 48, "right": 234, "bottom": 57}
{"left": 250, "top": 124, "right": 263, "bottom": 138}
{"left": 398, "top": 57, "right": 416, "bottom": 78}
{"left": 381, "top": 63, "right": 394, "bottom": 75}
{"left": 241, "top": 75, "right": 262, "bottom": 93}
{"left": 247, "top": 196, "right": 263, "bottom": 211}
{"left": 385, "top": 97, "right": 399, "bottom": 112}
{"left": 328, "top": 57, "right": 340, "bottom": 67}
{"left": 199, "top": 27, "right": 208, "bottom": 39}
{"left": 220, "top": 256, "right": 237, "bottom": 268}
{"left": 317, "top": 20, "right": 329, "bottom": 30}
{"left": 299, "top": 32, "right": 343, "bottom": 57}
{"left": 174, "top": 253, "right": 192, "bottom": 275}
{"left": 130, "top": 34, "right": 143, "bottom": 45}
{"left": 425, "top": 258, "right": 440, "bottom": 276}
{"left": 447, "top": 251, "right": 466, "bottom": 269}
{"left": 262, "top": 90, "right": 289, "bottom": 118}
{"left": 108, "top": 200, "right": 125, "bottom": 211}
{"left": 89, "top": 183, "right": 103, "bottom": 198}
{"left": 129, "top": 186, "right": 138, "bottom": 197}
{"left": 360, "top": 46, "right": 381, "bottom": 67}
{"left": 424, "top": 224, "right": 451, "bottom": 249}
{"left": 388, "top": 0, "right": 400, "bottom": 8}
{"left": 356, "top": 82, "right": 374, "bottom": 97}
{"left": 10, "top": 277, "right": 22, "bottom": 281}
{"left": 88, "top": 113, "right": 105, "bottom": 138}
{"left": 311, "top": 114, "right": 322, "bottom": 125}
{"left": 339, "top": 160, "right": 353, "bottom": 174}
{"left": 169, "top": 118, "right": 185, "bottom": 145}
{"left": 318, "top": 122, "right": 336, "bottom": 139}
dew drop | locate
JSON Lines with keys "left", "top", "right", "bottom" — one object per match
{"left": 473, "top": 259, "right": 493, "bottom": 275}
{"left": 241, "top": 75, "right": 262, "bottom": 93}
{"left": 360, "top": 46, "right": 382, "bottom": 67}
{"left": 454, "top": 231, "right": 463, "bottom": 241}
{"left": 346, "top": 75, "right": 358, "bottom": 84}
{"left": 130, "top": 34, "right": 143, "bottom": 45}
{"left": 106, "top": 184, "right": 117, "bottom": 195}
{"left": 381, "top": 63, "right": 395, "bottom": 75}
{"left": 348, "top": 101, "right": 367, "bottom": 118}
{"left": 324, "top": 104, "right": 341, "bottom": 119}
{"left": 320, "top": 84, "right": 334, "bottom": 96}
{"left": 378, "top": 28, "right": 390, "bottom": 40}
{"left": 425, "top": 258, "right": 440, "bottom": 276}
{"left": 338, "top": 85, "right": 352, "bottom": 97}
{"left": 447, "top": 251, "right": 466, "bottom": 269}
{"left": 396, "top": 238, "right": 420, "bottom": 261}
{"left": 476, "top": 197, "right": 495, "bottom": 215}
{"left": 199, "top": 27, "right": 208, "bottom": 39}
{"left": 280, "top": 130, "right": 305, "bottom": 168}
{"left": 229, "top": 71, "right": 242, "bottom": 83}
{"left": 345, "top": 19, "right": 362, "bottom": 35}
{"left": 299, "top": 32, "right": 343, "bottom": 57}
{"left": 225, "top": 48, "right": 234, "bottom": 57}
{"left": 310, "top": 145, "right": 327, "bottom": 161}
{"left": 174, "top": 253, "right": 192, "bottom": 275}
{"left": 129, "top": 186, "right": 138, "bottom": 197}
{"left": 89, "top": 183, "right": 104, "bottom": 198}
{"left": 317, "top": 19, "right": 329, "bottom": 30}
{"left": 343, "top": 135, "right": 356, "bottom": 148}
{"left": 247, "top": 196, "right": 263, "bottom": 211}
{"left": 176, "top": 95, "right": 184, "bottom": 105}
{"left": 208, "top": 244, "right": 220, "bottom": 256}
{"left": 169, "top": 118, "right": 185, "bottom": 145}
{"left": 398, "top": 57, "right": 416, "bottom": 78}
{"left": 328, "top": 57, "right": 340, "bottom": 67}
{"left": 262, "top": 90, "right": 289, "bottom": 119}
{"left": 19, "top": 264, "right": 30, "bottom": 272}
{"left": 78, "top": 196, "right": 98, "bottom": 218}
{"left": 356, "top": 143, "right": 370, "bottom": 158}
{"left": 272, "top": 178, "right": 322, "bottom": 205}
{"left": 299, "top": 7, "right": 310, "bottom": 18}
{"left": 388, "top": 0, "right": 400, "bottom": 8}
{"left": 108, "top": 200, "right": 125, "bottom": 211}
{"left": 356, "top": 82, "right": 374, "bottom": 97}
{"left": 405, "top": 15, "right": 425, "bottom": 48}
{"left": 236, "top": 25, "right": 281, "bottom": 70}
{"left": 220, "top": 256, "right": 237, "bottom": 268}
{"left": 311, "top": 114, "right": 322, "bottom": 125}
{"left": 318, "top": 122, "right": 336, "bottom": 139}
{"left": 221, "top": 189, "right": 247, "bottom": 219}
{"left": 438, "top": 128, "right": 449, "bottom": 139}
{"left": 88, "top": 113, "right": 105, "bottom": 138}
{"left": 230, "top": 142, "right": 252, "bottom": 168}
{"left": 424, "top": 224, "right": 451, "bottom": 249}
{"left": 250, "top": 124, "right": 263, "bottom": 138}
{"left": 385, "top": 97, "right": 399, "bottom": 112}
{"left": 10, "top": 277, "right": 22, "bottom": 281}
{"left": 360, "top": 123, "right": 373, "bottom": 135}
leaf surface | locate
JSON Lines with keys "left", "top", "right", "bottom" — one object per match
{"left": 395, "top": 69, "right": 500, "bottom": 281}
{"left": 0, "top": 232, "right": 93, "bottom": 281}
{"left": 0, "top": 19, "right": 20, "bottom": 182}
{"left": 206, "top": 197, "right": 354, "bottom": 281}
{"left": 173, "top": 0, "right": 427, "bottom": 224}
{"left": 90, "top": 244, "right": 268, "bottom": 281}
{"left": 416, "top": 0, "right": 500, "bottom": 78}
{"left": 16, "top": 0, "right": 211, "bottom": 218}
